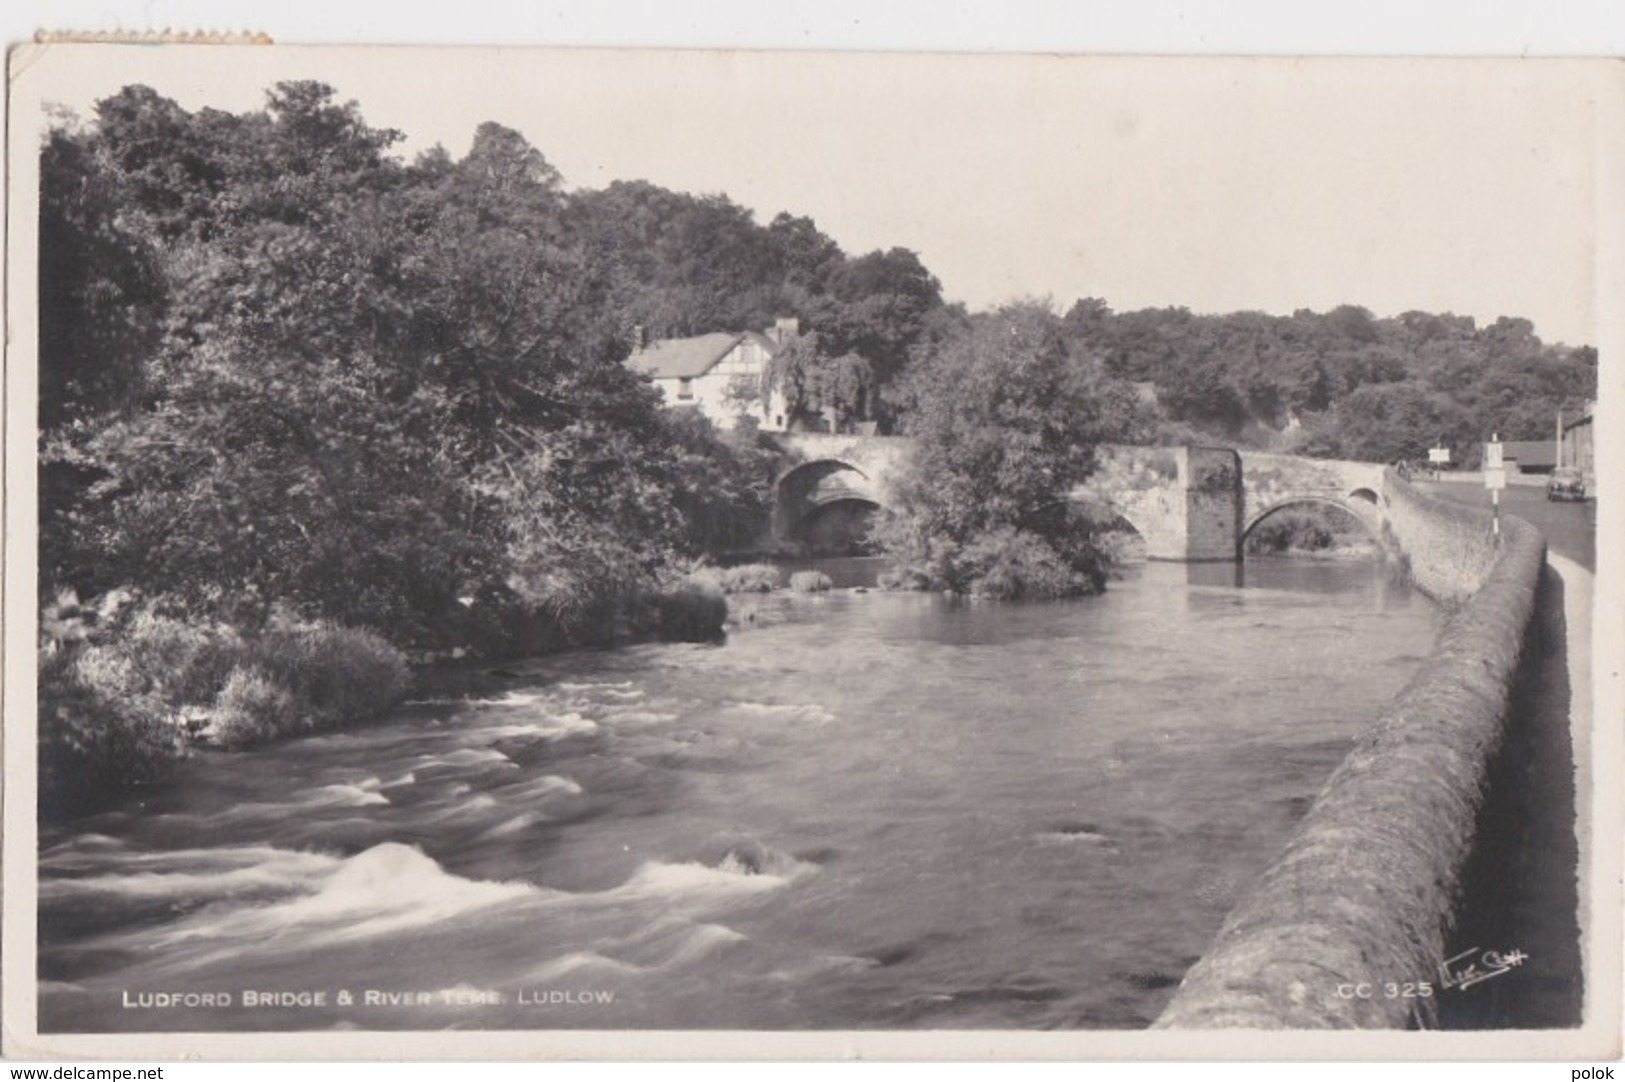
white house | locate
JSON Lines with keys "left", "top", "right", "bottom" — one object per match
{"left": 629, "top": 318, "right": 798, "bottom": 432}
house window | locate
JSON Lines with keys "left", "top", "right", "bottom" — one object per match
{"left": 676, "top": 378, "right": 694, "bottom": 400}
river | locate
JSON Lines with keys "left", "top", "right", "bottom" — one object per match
{"left": 38, "top": 557, "right": 1441, "bottom": 1032}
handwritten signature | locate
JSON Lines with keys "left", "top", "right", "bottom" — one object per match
{"left": 1439, "top": 946, "right": 1529, "bottom": 991}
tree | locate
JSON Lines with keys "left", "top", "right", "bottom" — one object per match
{"left": 658, "top": 409, "right": 776, "bottom": 556}
{"left": 38, "top": 124, "right": 166, "bottom": 432}
{"left": 767, "top": 212, "right": 843, "bottom": 292}
{"left": 817, "top": 247, "right": 943, "bottom": 392}
{"left": 759, "top": 331, "right": 874, "bottom": 432}
{"left": 875, "top": 302, "right": 1136, "bottom": 598}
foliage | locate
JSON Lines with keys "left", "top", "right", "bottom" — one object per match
{"left": 788, "top": 570, "right": 834, "bottom": 593}
{"left": 760, "top": 332, "right": 875, "bottom": 432}
{"left": 649, "top": 577, "right": 728, "bottom": 643}
{"left": 208, "top": 667, "right": 305, "bottom": 749}
{"left": 1247, "top": 512, "right": 1335, "bottom": 554}
{"left": 873, "top": 301, "right": 1136, "bottom": 598}
{"left": 37, "top": 592, "right": 412, "bottom": 803}
{"left": 39, "top": 126, "right": 167, "bottom": 432}
{"left": 571, "top": 183, "right": 942, "bottom": 427}
{"left": 1060, "top": 299, "right": 1595, "bottom": 463}
{"left": 109, "top": 609, "right": 242, "bottom": 706}
{"left": 41, "top": 81, "right": 778, "bottom": 663}
{"left": 38, "top": 641, "right": 183, "bottom": 818}
{"left": 233, "top": 624, "right": 410, "bottom": 734}
{"left": 718, "top": 564, "right": 782, "bottom": 594}
{"left": 659, "top": 410, "right": 776, "bottom": 556}
{"left": 956, "top": 526, "right": 1099, "bottom": 600}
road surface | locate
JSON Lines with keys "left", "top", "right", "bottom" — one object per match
{"left": 1416, "top": 479, "right": 1595, "bottom": 571}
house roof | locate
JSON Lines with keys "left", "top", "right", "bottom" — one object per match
{"left": 630, "top": 332, "right": 742, "bottom": 379}
{"left": 1501, "top": 440, "right": 1557, "bottom": 467}
{"left": 629, "top": 329, "right": 782, "bottom": 379}
{"left": 1563, "top": 400, "right": 1596, "bottom": 430}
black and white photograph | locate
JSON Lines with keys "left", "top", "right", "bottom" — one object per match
{"left": 4, "top": 38, "right": 1621, "bottom": 1062}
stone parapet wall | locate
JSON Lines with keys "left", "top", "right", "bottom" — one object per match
{"left": 1154, "top": 472, "right": 1547, "bottom": 1028}
{"left": 1380, "top": 471, "right": 1503, "bottom": 605}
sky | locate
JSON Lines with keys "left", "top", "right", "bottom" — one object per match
{"left": 11, "top": 43, "right": 1613, "bottom": 347}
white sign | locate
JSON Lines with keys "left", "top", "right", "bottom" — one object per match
{"left": 1428, "top": 447, "right": 1451, "bottom": 464}
{"left": 1485, "top": 466, "right": 1507, "bottom": 491}
{"left": 1485, "top": 442, "right": 1504, "bottom": 470}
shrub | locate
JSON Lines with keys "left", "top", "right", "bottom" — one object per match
{"left": 958, "top": 526, "right": 1097, "bottom": 600}
{"left": 877, "top": 567, "right": 932, "bottom": 592}
{"left": 208, "top": 666, "right": 306, "bottom": 748}
{"left": 718, "top": 564, "right": 781, "bottom": 594}
{"left": 238, "top": 624, "right": 410, "bottom": 732}
{"left": 118, "top": 611, "right": 242, "bottom": 705}
{"left": 1094, "top": 526, "right": 1147, "bottom": 571}
{"left": 788, "top": 570, "right": 833, "bottom": 593}
{"left": 39, "top": 643, "right": 184, "bottom": 817}
{"left": 652, "top": 578, "right": 728, "bottom": 642}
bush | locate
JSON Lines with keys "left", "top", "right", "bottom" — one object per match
{"left": 958, "top": 526, "right": 1099, "bottom": 600}
{"left": 118, "top": 611, "right": 242, "bottom": 705}
{"left": 38, "top": 643, "right": 185, "bottom": 817}
{"left": 877, "top": 567, "right": 931, "bottom": 592}
{"left": 1094, "top": 526, "right": 1147, "bottom": 571}
{"left": 718, "top": 564, "right": 781, "bottom": 594}
{"left": 209, "top": 665, "right": 306, "bottom": 748}
{"left": 229, "top": 624, "right": 410, "bottom": 737}
{"left": 788, "top": 570, "right": 834, "bottom": 593}
{"left": 39, "top": 598, "right": 414, "bottom": 797}
{"left": 875, "top": 518, "right": 1105, "bottom": 600}
{"left": 652, "top": 578, "right": 728, "bottom": 642}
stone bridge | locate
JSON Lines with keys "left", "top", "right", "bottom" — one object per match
{"left": 1072, "top": 446, "right": 1389, "bottom": 561}
{"left": 769, "top": 434, "right": 909, "bottom": 554}
{"left": 772, "top": 435, "right": 1391, "bottom": 560}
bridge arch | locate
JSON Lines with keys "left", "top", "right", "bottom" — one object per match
{"left": 1091, "top": 510, "right": 1154, "bottom": 555}
{"left": 1240, "top": 496, "right": 1385, "bottom": 551}
{"left": 1348, "top": 486, "right": 1381, "bottom": 506}
{"left": 773, "top": 458, "right": 884, "bottom": 552}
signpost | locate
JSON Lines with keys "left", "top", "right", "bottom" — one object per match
{"left": 1485, "top": 435, "right": 1504, "bottom": 537}
{"left": 1427, "top": 445, "right": 1450, "bottom": 481}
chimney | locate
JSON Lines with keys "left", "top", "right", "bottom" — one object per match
{"left": 630, "top": 324, "right": 646, "bottom": 352}
{"left": 775, "top": 316, "right": 800, "bottom": 341}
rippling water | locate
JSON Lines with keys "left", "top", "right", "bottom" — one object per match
{"left": 38, "top": 558, "right": 1440, "bottom": 1032}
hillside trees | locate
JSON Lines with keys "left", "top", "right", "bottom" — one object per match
{"left": 1060, "top": 299, "right": 1595, "bottom": 461}
{"left": 572, "top": 186, "right": 944, "bottom": 427}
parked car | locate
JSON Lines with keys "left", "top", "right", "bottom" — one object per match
{"left": 1547, "top": 467, "right": 1586, "bottom": 502}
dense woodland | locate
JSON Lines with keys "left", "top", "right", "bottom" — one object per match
{"left": 38, "top": 82, "right": 1595, "bottom": 810}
